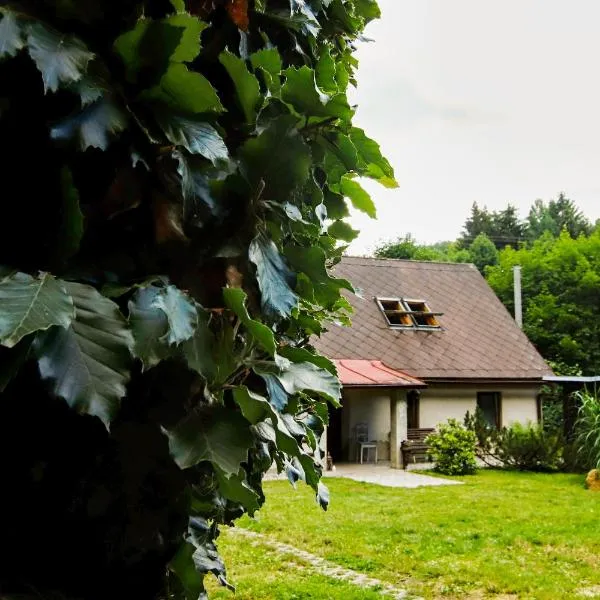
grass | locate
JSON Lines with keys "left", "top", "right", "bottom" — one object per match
{"left": 206, "top": 470, "right": 600, "bottom": 599}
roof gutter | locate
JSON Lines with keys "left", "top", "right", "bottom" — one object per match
{"left": 342, "top": 382, "right": 427, "bottom": 389}
{"left": 421, "top": 377, "right": 548, "bottom": 385}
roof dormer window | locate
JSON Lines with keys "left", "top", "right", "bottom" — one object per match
{"left": 375, "top": 297, "right": 442, "bottom": 329}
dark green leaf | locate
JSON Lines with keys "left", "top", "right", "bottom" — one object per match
{"left": 250, "top": 48, "right": 282, "bottom": 94}
{"left": 284, "top": 244, "right": 353, "bottom": 307}
{"left": 169, "top": 542, "right": 205, "bottom": 600}
{"left": 174, "top": 151, "right": 224, "bottom": 230}
{"left": 233, "top": 386, "right": 300, "bottom": 456}
{"left": 166, "top": 13, "right": 207, "bottom": 63}
{"left": 350, "top": 127, "right": 398, "bottom": 188}
{"left": 249, "top": 234, "right": 297, "bottom": 318}
{"left": 165, "top": 407, "right": 252, "bottom": 474}
{"left": 35, "top": 281, "right": 133, "bottom": 427}
{"left": 317, "top": 481, "right": 329, "bottom": 510}
{"left": 219, "top": 50, "right": 261, "bottom": 124}
{"left": 56, "top": 167, "right": 84, "bottom": 261}
{"left": 298, "top": 452, "right": 321, "bottom": 489}
{"left": 114, "top": 16, "right": 202, "bottom": 80}
{"left": 328, "top": 219, "right": 359, "bottom": 241}
{"left": 0, "top": 337, "right": 33, "bottom": 392}
{"left": 278, "top": 346, "right": 336, "bottom": 375}
{"left": 233, "top": 386, "right": 272, "bottom": 425}
{"left": 273, "top": 361, "right": 341, "bottom": 404}
{"left": 157, "top": 114, "right": 228, "bottom": 163}
{"left": 354, "top": 0, "right": 382, "bottom": 23}
{"left": 215, "top": 467, "right": 260, "bottom": 514}
{"left": 181, "top": 306, "right": 216, "bottom": 381}
{"left": 27, "top": 23, "right": 94, "bottom": 93}
{"left": 145, "top": 63, "right": 224, "bottom": 113}
{"left": 188, "top": 518, "right": 232, "bottom": 590}
{"left": 153, "top": 285, "right": 198, "bottom": 345}
{"left": 290, "top": 0, "right": 321, "bottom": 35}
{"left": 323, "top": 189, "right": 348, "bottom": 219}
{"left": 340, "top": 175, "right": 376, "bottom": 218}
{"left": 257, "top": 370, "right": 289, "bottom": 410}
{"left": 50, "top": 98, "right": 128, "bottom": 151}
{"left": 101, "top": 276, "right": 168, "bottom": 298}
{"left": 128, "top": 285, "right": 172, "bottom": 370}
{"left": 0, "top": 9, "right": 24, "bottom": 58}
{"left": 113, "top": 18, "right": 154, "bottom": 80}
{"left": 282, "top": 66, "right": 352, "bottom": 120}
{"left": 239, "top": 114, "right": 310, "bottom": 198}
{"left": 315, "top": 47, "right": 338, "bottom": 95}
{"left": 74, "top": 76, "right": 106, "bottom": 106}
{"left": 222, "top": 288, "right": 276, "bottom": 355}
{"left": 318, "top": 132, "right": 359, "bottom": 188}
{"left": 0, "top": 272, "right": 74, "bottom": 348}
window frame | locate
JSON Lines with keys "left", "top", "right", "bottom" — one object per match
{"left": 375, "top": 297, "right": 442, "bottom": 330}
{"left": 476, "top": 391, "right": 502, "bottom": 429}
{"left": 407, "top": 390, "right": 420, "bottom": 429}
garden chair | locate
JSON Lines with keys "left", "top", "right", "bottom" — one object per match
{"left": 355, "top": 422, "right": 378, "bottom": 464}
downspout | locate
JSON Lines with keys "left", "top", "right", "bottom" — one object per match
{"left": 513, "top": 265, "right": 523, "bottom": 328}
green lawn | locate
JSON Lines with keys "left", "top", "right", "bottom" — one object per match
{"left": 206, "top": 470, "right": 600, "bottom": 599}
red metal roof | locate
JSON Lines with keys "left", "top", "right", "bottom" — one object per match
{"left": 334, "top": 359, "right": 426, "bottom": 388}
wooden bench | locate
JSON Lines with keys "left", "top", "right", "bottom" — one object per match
{"left": 401, "top": 428, "right": 435, "bottom": 468}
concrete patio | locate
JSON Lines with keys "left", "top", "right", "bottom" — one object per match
{"left": 322, "top": 463, "right": 462, "bottom": 488}
{"left": 266, "top": 463, "right": 462, "bottom": 488}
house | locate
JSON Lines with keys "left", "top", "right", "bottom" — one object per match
{"left": 314, "top": 257, "right": 553, "bottom": 468}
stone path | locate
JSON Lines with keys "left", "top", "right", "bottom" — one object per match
{"left": 232, "top": 528, "right": 421, "bottom": 599}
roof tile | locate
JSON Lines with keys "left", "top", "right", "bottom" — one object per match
{"left": 313, "top": 257, "right": 552, "bottom": 380}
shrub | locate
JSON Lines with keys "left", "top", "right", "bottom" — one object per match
{"left": 464, "top": 408, "right": 503, "bottom": 467}
{"left": 426, "top": 419, "right": 478, "bottom": 475}
{"left": 465, "top": 410, "right": 564, "bottom": 471}
{"left": 497, "top": 422, "right": 563, "bottom": 472}
{"left": 573, "top": 390, "right": 600, "bottom": 470}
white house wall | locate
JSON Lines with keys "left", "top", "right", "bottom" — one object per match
{"left": 336, "top": 383, "right": 542, "bottom": 462}
{"left": 501, "top": 387, "right": 539, "bottom": 426}
{"left": 419, "top": 384, "right": 540, "bottom": 429}
{"left": 341, "top": 388, "right": 392, "bottom": 461}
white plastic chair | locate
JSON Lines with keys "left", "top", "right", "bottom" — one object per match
{"left": 355, "top": 422, "right": 378, "bottom": 464}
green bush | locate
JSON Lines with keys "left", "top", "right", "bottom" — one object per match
{"left": 465, "top": 411, "right": 564, "bottom": 472}
{"left": 573, "top": 390, "right": 600, "bottom": 470}
{"left": 497, "top": 422, "right": 563, "bottom": 472}
{"left": 426, "top": 419, "right": 478, "bottom": 475}
{"left": 464, "top": 409, "right": 502, "bottom": 467}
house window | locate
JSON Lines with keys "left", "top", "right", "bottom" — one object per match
{"left": 477, "top": 392, "right": 501, "bottom": 428}
{"left": 376, "top": 298, "right": 413, "bottom": 326}
{"left": 407, "top": 390, "right": 420, "bottom": 429}
{"left": 375, "top": 297, "right": 441, "bottom": 329}
{"left": 404, "top": 299, "right": 440, "bottom": 328}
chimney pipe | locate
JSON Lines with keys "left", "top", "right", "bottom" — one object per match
{"left": 513, "top": 265, "right": 523, "bottom": 328}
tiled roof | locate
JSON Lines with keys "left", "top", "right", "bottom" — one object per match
{"left": 334, "top": 359, "right": 426, "bottom": 387}
{"left": 314, "top": 257, "right": 552, "bottom": 380}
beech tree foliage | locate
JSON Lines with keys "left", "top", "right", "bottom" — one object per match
{"left": 0, "top": 1, "right": 394, "bottom": 598}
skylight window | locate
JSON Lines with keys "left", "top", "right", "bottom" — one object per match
{"left": 375, "top": 297, "right": 442, "bottom": 329}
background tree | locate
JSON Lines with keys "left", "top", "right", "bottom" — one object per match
{"left": 459, "top": 202, "right": 525, "bottom": 249}
{"left": 526, "top": 193, "right": 592, "bottom": 241}
{"left": 0, "top": 1, "right": 393, "bottom": 598}
{"left": 486, "top": 230, "right": 600, "bottom": 374}
{"left": 468, "top": 232, "right": 499, "bottom": 273}
{"left": 375, "top": 234, "right": 470, "bottom": 262}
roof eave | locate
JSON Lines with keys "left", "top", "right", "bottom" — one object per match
{"left": 343, "top": 382, "right": 427, "bottom": 389}
{"left": 422, "top": 376, "right": 549, "bottom": 385}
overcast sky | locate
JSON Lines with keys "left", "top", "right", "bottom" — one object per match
{"left": 347, "top": 0, "right": 600, "bottom": 254}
